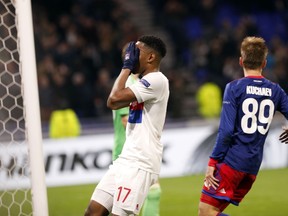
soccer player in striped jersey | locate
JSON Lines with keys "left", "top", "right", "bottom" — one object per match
{"left": 198, "top": 36, "right": 288, "bottom": 216}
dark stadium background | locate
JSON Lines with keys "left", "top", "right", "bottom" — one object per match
{"left": 31, "top": 0, "right": 288, "bottom": 133}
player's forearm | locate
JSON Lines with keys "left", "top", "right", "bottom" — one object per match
{"left": 112, "top": 69, "right": 131, "bottom": 92}
{"left": 210, "top": 140, "right": 230, "bottom": 161}
{"left": 208, "top": 158, "right": 218, "bottom": 167}
{"left": 210, "top": 110, "right": 234, "bottom": 160}
{"left": 107, "top": 69, "right": 132, "bottom": 110}
{"left": 108, "top": 99, "right": 131, "bottom": 110}
{"left": 210, "top": 131, "right": 231, "bottom": 161}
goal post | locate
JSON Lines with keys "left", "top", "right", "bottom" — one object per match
{"left": 0, "top": 0, "right": 48, "bottom": 215}
{"left": 16, "top": 0, "right": 49, "bottom": 215}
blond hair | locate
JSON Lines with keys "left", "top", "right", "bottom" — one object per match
{"left": 240, "top": 36, "right": 268, "bottom": 69}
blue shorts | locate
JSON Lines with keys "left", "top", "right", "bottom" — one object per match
{"left": 200, "top": 163, "right": 256, "bottom": 211}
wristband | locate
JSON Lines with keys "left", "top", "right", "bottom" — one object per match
{"left": 208, "top": 158, "right": 218, "bottom": 167}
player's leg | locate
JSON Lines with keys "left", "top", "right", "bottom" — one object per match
{"left": 198, "top": 193, "right": 229, "bottom": 216}
{"left": 112, "top": 165, "right": 157, "bottom": 215}
{"left": 85, "top": 165, "right": 118, "bottom": 215}
{"left": 198, "top": 201, "right": 219, "bottom": 216}
{"left": 84, "top": 186, "right": 113, "bottom": 216}
{"left": 232, "top": 173, "right": 256, "bottom": 206}
{"left": 199, "top": 163, "right": 241, "bottom": 216}
{"left": 142, "top": 182, "right": 161, "bottom": 216}
{"left": 84, "top": 199, "right": 110, "bottom": 216}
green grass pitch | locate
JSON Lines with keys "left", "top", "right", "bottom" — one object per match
{"left": 47, "top": 168, "right": 288, "bottom": 216}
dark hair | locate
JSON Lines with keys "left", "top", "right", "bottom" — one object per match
{"left": 138, "top": 35, "right": 167, "bottom": 58}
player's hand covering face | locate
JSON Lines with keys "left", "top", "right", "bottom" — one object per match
{"left": 122, "top": 41, "right": 140, "bottom": 74}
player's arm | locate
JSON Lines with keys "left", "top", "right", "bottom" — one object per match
{"left": 107, "top": 69, "right": 137, "bottom": 110}
{"left": 107, "top": 42, "right": 139, "bottom": 110}
{"left": 210, "top": 83, "right": 236, "bottom": 161}
{"left": 121, "top": 114, "right": 128, "bottom": 128}
{"left": 204, "top": 85, "right": 236, "bottom": 190}
{"left": 278, "top": 87, "right": 288, "bottom": 144}
{"left": 204, "top": 159, "right": 219, "bottom": 190}
{"left": 117, "top": 107, "right": 129, "bottom": 128}
{"left": 279, "top": 126, "right": 288, "bottom": 144}
{"left": 204, "top": 84, "right": 236, "bottom": 189}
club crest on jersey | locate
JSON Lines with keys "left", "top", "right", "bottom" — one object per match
{"left": 140, "top": 79, "right": 150, "bottom": 87}
{"left": 128, "top": 101, "right": 144, "bottom": 123}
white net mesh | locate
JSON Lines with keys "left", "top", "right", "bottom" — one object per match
{"left": 0, "top": 0, "right": 33, "bottom": 215}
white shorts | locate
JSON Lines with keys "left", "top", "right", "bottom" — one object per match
{"left": 91, "top": 162, "right": 158, "bottom": 215}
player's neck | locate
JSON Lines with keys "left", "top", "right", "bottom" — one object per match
{"left": 244, "top": 69, "right": 262, "bottom": 77}
{"left": 141, "top": 66, "right": 160, "bottom": 77}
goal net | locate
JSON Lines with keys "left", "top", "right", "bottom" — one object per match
{"left": 0, "top": 0, "right": 48, "bottom": 215}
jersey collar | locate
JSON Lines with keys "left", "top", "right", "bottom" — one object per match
{"left": 246, "top": 75, "right": 264, "bottom": 78}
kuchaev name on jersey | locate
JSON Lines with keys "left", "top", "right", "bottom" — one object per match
{"left": 246, "top": 86, "right": 272, "bottom": 96}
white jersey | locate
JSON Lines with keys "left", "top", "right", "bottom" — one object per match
{"left": 115, "top": 72, "right": 169, "bottom": 174}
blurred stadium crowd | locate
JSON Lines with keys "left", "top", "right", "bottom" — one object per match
{"left": 32, "top": 0, "right": 288, "bottom": 123}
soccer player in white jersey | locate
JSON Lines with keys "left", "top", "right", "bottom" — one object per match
{"left": 84, "top": 35, "right": 169, "bottom": 216}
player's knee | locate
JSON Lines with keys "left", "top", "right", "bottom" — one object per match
{"left": 198, "top": 207, "right": 213, "bottom": 216}
{"left": 84, "top": 204, "right": 97, "bottom": 216}
{"left": 198, "top": 202, "right": 218, "bottom": 216}
{"left": 84, "top": 205, "right": 92, "bottom": 216}
{"left": 84, "top": 201, "right": 109, "bottom": 216}
{"left": 198, "top": 202, "right": 205, "bottom": 216}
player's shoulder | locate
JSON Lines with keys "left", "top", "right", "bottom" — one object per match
{"left": 225, "top": 77, "right": 243, "bottom": 90}
{"left": 228, "top": 76, "right": 273, "bottom": 87}
{"left": 228, "top": 76, "right": 286, "bottom": 99}
{"left": 144, "top": 71, "right": 167, "bottom": 79}
{"left": 141, "top": 72, "right": 168, "bottom": 85}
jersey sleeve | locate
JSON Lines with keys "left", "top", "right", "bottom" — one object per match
{"left": 129, "top": 74, "right": 164, "bottom": 103}
{"left": 210, "top": 83, "right": 236, "bottom": 161}
{"left": 276, "top": 85, "right": 288, "bottom": 119}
